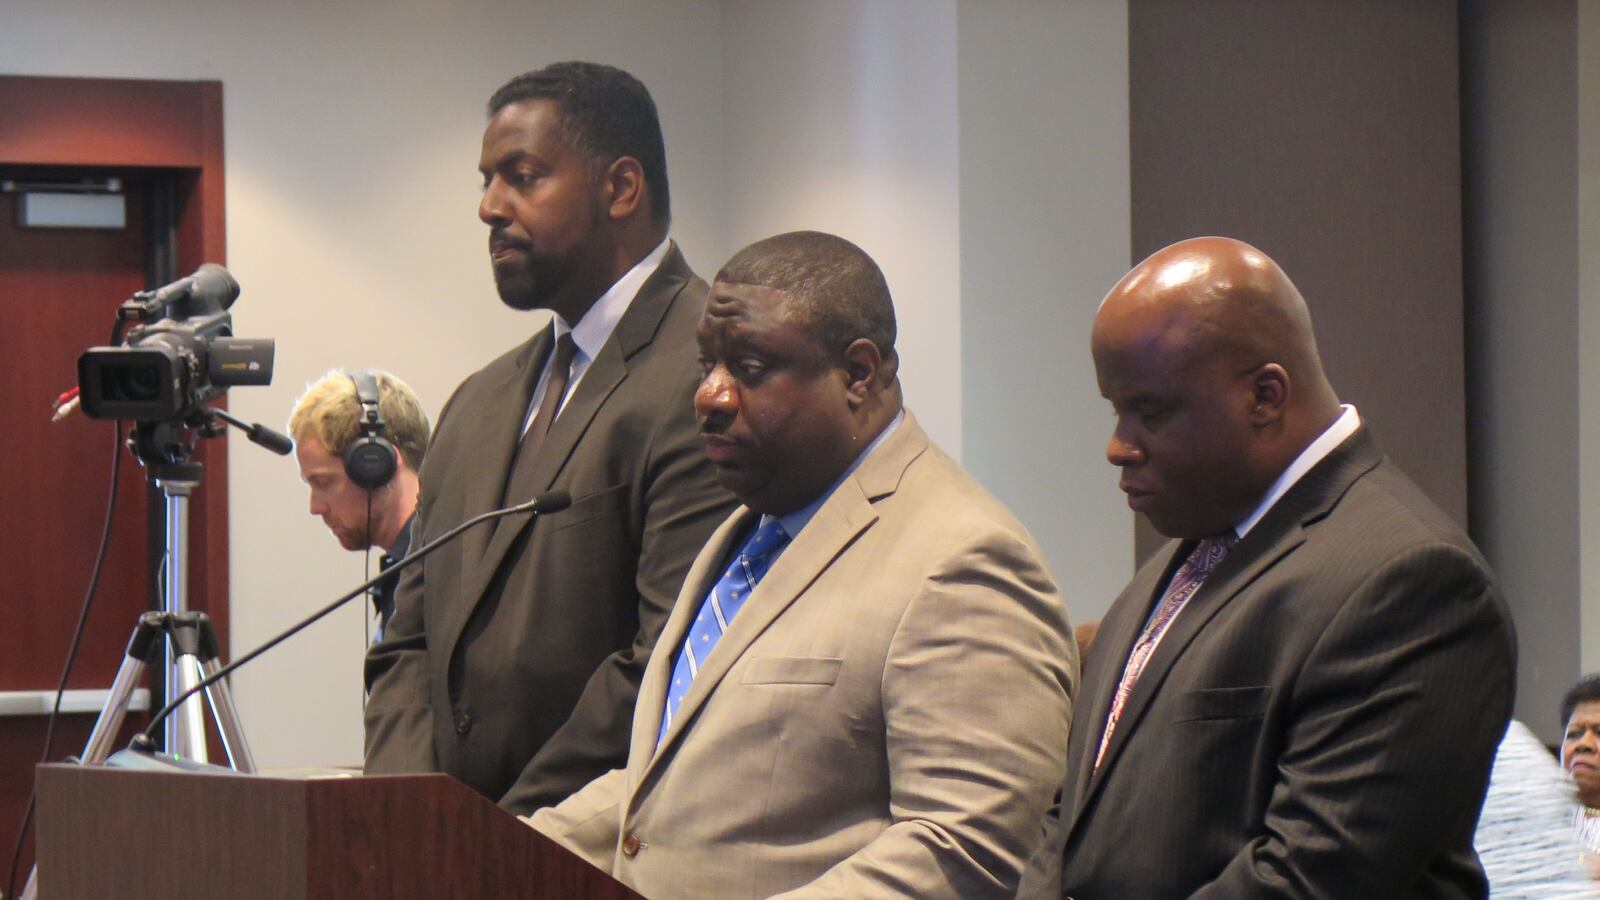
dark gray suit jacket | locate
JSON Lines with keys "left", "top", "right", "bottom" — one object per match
{"left": 1022, "top": 426, "right": 1516, "bottom": 899}
{"left": 363, "top": 244, "right": 737, "bottom": 814}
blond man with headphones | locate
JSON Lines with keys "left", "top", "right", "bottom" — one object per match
{"left": 288, "top": 369, "right": 431, "bottom": 637}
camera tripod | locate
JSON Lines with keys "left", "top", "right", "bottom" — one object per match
{"left": 71, "top": 610, "right": 254, "bottom": 770}
{"left": 19, "top": 413, "right": 284, "bottom": 900}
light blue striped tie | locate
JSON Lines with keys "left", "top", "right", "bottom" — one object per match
{"left": 657, "top": 517, "right": 790, "bottom": 747}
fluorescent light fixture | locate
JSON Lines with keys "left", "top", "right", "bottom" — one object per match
{"left": 19, "top": 191, "right": 127, "bottom": 229}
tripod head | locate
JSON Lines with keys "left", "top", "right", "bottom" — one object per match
{"left": 129, "top": 406, "right": 293, "bottom": 484}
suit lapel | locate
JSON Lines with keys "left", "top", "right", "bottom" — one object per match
{"left": 1062, "top": 425, "right": 1387, "bottom": 849}
{"left": 1083, "top": 526, "right": 1305, "bottom": 794}
{"left": 628, "top": 508, "right": 758, "bottom": 781}
{"left": 461, "top": 327, "right": 551, "bottom": 576}
{"left": 470, "top": 335, "right": 626, "bottom": 582}
{"left": 1061, "top": 545, "right": 1180, "bottom": 814}
{"left": 633, "top": 414, "right": 930, "bottom": 792}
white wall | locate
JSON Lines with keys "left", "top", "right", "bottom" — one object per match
{"left": 957, "top": 0, "right": 1133, "bottom": 623}
{"left": 4, "top": 0, "right": 1134, "bottom": 767}
{"left": 719, "top": 0, "right": 964, "bottom": 454}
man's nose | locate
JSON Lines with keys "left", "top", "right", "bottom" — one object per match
{"left": 479, "top": 178, "right": 511, "bottom": 227}
{"left": 695, "top": 366, "right": 736, "bottom": 420}
{"left": 1106, "top": 429, "right": 1144, "bottom": 467}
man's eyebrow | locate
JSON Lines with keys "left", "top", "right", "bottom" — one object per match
{"left": 481, "top": 149, "right": 536, "bottom": 172}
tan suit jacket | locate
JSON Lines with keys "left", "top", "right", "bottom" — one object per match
{"left": 533, "top": 412, "right": 1077, "bottom": 899}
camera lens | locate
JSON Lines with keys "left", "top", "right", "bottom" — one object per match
{"left": 104, "top": 361, "right": 163, "bottom": 402}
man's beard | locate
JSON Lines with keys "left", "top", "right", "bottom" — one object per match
{"left": 491, "top": 200, "right": 604, "bottom": 312}
{"left": 494, "top": 248, "right": 576, "bottom": 312}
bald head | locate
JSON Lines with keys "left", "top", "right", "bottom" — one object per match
{"left": 1098, "top": 237, "right": 1329, "bottom": 394}
{"left": 1092, "top": 237, "right": 1343, "bottom": 538}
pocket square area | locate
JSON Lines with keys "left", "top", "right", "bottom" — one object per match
{"left": 1173, "top": 685, "right": 1270, "bottom": 722}
{"left": 740, "top": 656, "right": 844, "bottom": 685}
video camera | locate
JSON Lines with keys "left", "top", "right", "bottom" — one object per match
{"left": 77, "top": 264, "right": 274, "bottom": 422}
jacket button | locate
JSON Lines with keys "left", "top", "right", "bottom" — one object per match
{"left": 621, "top": 833, "right": 641, "bottom": 858}
{"left": 454, "top": 712, "right": 472, "bottom": 735}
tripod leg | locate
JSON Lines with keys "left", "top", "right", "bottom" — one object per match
{"left": 23, "top": 613, "right": 164, "bottom": 900}
{"left": 81, "top": 612, "right": 166, "bottom": 764}
{"left": 170, "top": 654, "right": 209, "bottom": 763}
{"left": 197, "top": 659, "right": 257, "bottom": 773}
{"left": 79, "top": 653, "right": 149, "bottom": 766}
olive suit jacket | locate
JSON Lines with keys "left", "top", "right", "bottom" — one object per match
{"left": 533, "top": 412, "right": 1077, "bottom": 899}
{"left": 1019, "top": 426, "right": 1516, "bottom": 899}
{"left": 364, "top": 244, "right": 736, "bottom": 814}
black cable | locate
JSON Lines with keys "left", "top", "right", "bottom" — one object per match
{"left": 6, "top": 418, "right": 125, "bottom": 900}
{"left": 362, "top": 490, "right": 373, "bottom": 700}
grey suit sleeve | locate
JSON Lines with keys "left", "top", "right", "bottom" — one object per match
{"left": 774, "top": 536, "right": 1077, "bottom": 900}
{"left": 498, "top": 369, "right": 735, "bottom": 814}
{"left": 1193, "top": 543, "right": 1515, "bottom": 899}
{"left": 363, "top": 385, "right": 467, "bottom": 775}
{"left": 362, "top": 501, "right": 439, "bottom": 774}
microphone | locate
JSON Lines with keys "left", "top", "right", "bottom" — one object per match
{"left": 131, "top": 489, "right": 573, "bottom": 751}
{"left": 125, "top": 263, "right": 241, "bottom": 321}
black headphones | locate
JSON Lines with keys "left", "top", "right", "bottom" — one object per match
{"left": 344, "top": 371, "right": 399, "bottom": 490}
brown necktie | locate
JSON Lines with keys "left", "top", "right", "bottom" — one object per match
{"left": 502, "top": 332, "right": 578, "bottom": 506}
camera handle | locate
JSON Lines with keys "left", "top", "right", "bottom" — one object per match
{"left": 129, "top": 405, "right": 291, "bottom": 472}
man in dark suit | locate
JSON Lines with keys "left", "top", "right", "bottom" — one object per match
{"left": 363, "top": 61, "right": 735, "bottom": 815}
{"left": 1021, "top": 236, "right": 1516, "bottom": 898}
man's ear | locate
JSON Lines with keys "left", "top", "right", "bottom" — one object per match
{"left": 842, "top": 338, "right": 883, "bottom": 409}
{"left": 602, "top": 156, "right": 645, "bottom": 221}
{"left": 1248, "top": 363, "right": 1290, "bottom": 425}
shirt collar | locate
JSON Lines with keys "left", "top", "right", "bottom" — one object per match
{"left": 1233, "top": 404, "right": 1361, "bottom": 540}
{"left": 774, "top": 410, "right": 906, "bottom": 540}
{"left": 548, "top": 236, "right": 672, "bottom": 361}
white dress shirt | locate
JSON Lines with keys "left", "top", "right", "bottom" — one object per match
{"left": 520, "top": 237, "right": 673, "bottom": 436}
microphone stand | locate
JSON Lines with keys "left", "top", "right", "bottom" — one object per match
{"left": 131, "top": 489, "right": 572, "bottom": 755}
{"left": 20, "top": 488, "right": 569, "bottom": 900}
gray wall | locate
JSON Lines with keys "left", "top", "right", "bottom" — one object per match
{"left": 958, "top": 0, "right": 1134, "bottom": 622}
{"left": 1127, "top": 0, "right": 1469, "bottom": 563}
{"left": 1580, "top": 0, "right": 1600, "bottom": 682}
{"left": 1462, "top": 0, "right": 1581, "bottom": 741}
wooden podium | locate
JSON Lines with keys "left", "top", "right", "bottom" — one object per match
{"left": 33, "top": 764, "right": 643, "bottom": 899}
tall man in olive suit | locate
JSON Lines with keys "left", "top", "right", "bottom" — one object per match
{"left": 364, "top": 62, "right": 735, "bottom": 815}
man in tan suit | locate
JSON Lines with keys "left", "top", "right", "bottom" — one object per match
{"left": 531, "top": 231, "right": 1076, "bottom": 899}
